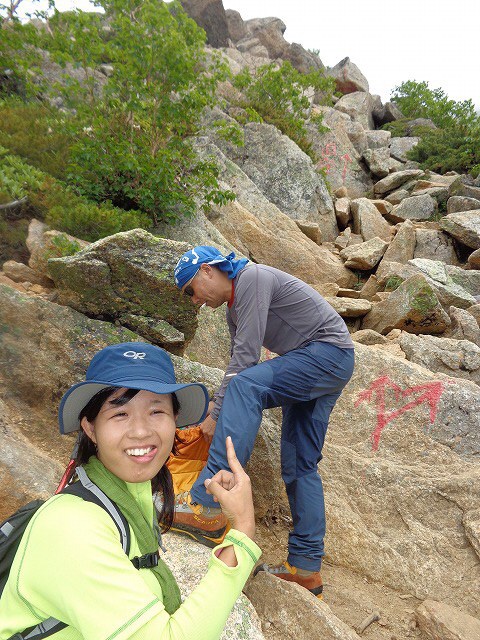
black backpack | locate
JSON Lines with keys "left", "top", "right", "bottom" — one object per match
{"left": 0, "top": 466, "right": 159, "bottom": 640}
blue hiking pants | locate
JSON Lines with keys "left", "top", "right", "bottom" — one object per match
{"left": 191, "top": 341, "right": 355, "bottom": 572}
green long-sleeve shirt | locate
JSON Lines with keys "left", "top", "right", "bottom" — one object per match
{"left": 0, "top": 481, "right": 261, "bottom": 640}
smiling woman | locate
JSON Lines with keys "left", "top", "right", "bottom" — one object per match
{"left": 0, "top": 342, "right": 260, "bottom": 640}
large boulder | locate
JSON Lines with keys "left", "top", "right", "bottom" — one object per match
{"left": 381, "top": 220, "right": 416, "bottom": 264}
{"left": 339, "top": 237, "right": 388, "bottom": 270}
{"left": 240, "top": 17, "right": 288, "bottom": 58}
{"left": 307, "top": 107, "right": 373, "bottom": 198}
{"left": 195, "top": 139, "right": 355, "bottom": 287}
{"left": 26, "top": 219, "right": 88, "bottom": 279}
{"left": 179, "top": 0, "right": 229, "bottom": 48}
{"left": 362, "top": 147, "right": 390, "bottom": 178}
{"left": 326, "top": 343, "right": 480, "bottom": 615}
{"left": 361, "top": 274, "right": 450, "bottom": 334}
{"left": 327, "top": 57, "right": 369, "bottom": 95}
{"left": 414, "top": 229, "right": 460, "bottom": 265}
{"left": 245, "top": 572, "right": 362, "bottom": 640}
{"left": 374, "top": 170, "right": 424, "bottom": 196}
{"left": 224, "top": 9, "right": 247, "bottom": 43}
{"left": 409, "top": 258, "right": 480, "bottom": 309}
{"left": 46, "top": 229, "right": 197, "bottom": 348}
{"left": 415, "top": 599, "right": 480, "bottom": 640}
{"left": 439, "top": 210, "right": 480, "bottom": 249}
{"left": 447, "top": 196, "right": 480, "bottom": 214}
{"left": 397, "top": 332, "right": 480, "bottom": 385}
{"left": 334, "top": 91, "right": 374, "bottom": 130}
{"left": 372, "top": 99, "right": 404, "bottom": 126}
{"left": 389, "top": 137, "right": 420, "bottom": 162}
{"left": 389, "top": 194, "right": 437, "bottom": 223}
{"left": 214, "top": 122, "right": 337, "bottom": 241}
{"left": 351, "top": 198, "right": 392, "bottom": 241}
{"left": 445, "top": 306, "right": 480, "bottom": 347}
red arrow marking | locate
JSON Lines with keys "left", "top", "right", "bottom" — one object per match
{"left": 354, "top": 375, "right": 445, "bottom": 451}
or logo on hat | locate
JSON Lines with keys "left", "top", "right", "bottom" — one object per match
{"left": 123, "top": 351, "right": 146, "bottom": 359}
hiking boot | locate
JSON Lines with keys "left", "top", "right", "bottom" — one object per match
{"left": 254, "top": 561, "right": 323, "bottom": 598}
{"left": 170, "top": 491, "right": 228, "bottom": 548}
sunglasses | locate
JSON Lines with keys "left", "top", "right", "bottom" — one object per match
{"left": 184, "top": 285, "right": 194, "bottom": 297}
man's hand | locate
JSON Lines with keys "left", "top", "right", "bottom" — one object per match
{"left": 200, "top": 414, "right": 217, "bottom": 444}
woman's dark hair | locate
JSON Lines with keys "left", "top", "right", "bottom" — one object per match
{"left": 76, "top": 386, "right": 181, "bottom": 532}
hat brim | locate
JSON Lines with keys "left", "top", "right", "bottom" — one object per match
{"left": 59, "top": 379, "right": 209, "bottom": 434}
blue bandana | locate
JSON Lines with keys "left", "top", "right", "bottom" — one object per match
{"left": 174, "top": 246, "right": 249, "bottom": 289}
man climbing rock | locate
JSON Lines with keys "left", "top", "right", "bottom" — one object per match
{"left": 172, "top": 246, "right": 355, "bottom": 598}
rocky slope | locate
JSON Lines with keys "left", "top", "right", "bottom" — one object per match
{"left": 2, "top": 2, "right": 480, "bottom": 639}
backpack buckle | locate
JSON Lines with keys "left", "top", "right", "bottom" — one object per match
{"left": 132, "top": 551, "right": 159, "bottom": 569}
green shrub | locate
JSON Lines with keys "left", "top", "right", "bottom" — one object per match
{"left": 29, "top": 176, "right": 151, "bottom": 241}
{"left": 409, "top": 127, "right": 480, "bottom": 176}
{"left": 232, "top": 61, "right": 335, "bottom": 161}
{"left": 0, "top": 99, "right": 71, "bottom": 179}
{"left": 388, "top": 80, "right": 480, "bottom": 175}
{"left": 37, "top": 0, "right": 235, "bottom": 224}
{"left": 1, "top": 151, "right": 150, "bottom": 241}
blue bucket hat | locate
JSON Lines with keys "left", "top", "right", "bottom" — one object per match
{"left": 174, "top": 245, "right": 249, "bottom": 290}
{"left": 59, "top": 343, "right": 209, "bottom": 434}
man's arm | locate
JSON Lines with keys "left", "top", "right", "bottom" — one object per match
{"left": 210, "top": 267, "right": 276, "bottom": 421}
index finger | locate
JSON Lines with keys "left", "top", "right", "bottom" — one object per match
{"left": 225, "top": 436, "right": 244, "bottom": 475}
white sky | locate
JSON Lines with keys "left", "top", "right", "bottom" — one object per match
{"left": 17, "top": 0, "right": 480, "bottom": 108}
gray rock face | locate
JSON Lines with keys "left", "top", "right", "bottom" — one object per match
{"left": 46, "top": 229, "right": 197, "bottom": 347}
{"left": 362, "top": 147, "right": 390, "bottom": 178}
{"left": 327, "top": 343, "right": 480, "bottom": 614}
{"left": 246, "top": 572, "right": 362, "bottom": 640}
{"left": 327, "top": 56, "right": 369, "bottom": 94}
{"left": 195, "top": 139, "right": 355, "bottom": 287}
{"left": 308, "top": 107, "right": 373, "bottom": 198}
{"left": 447, "top": 196, "right": 480, "bottom": 214}
{"left": 372, "top": 100, "right": 404, "bottom": 126}
{"left": 414, "top": 229, "right": 459, "bottom": 265}
{"left": 456, "top": 183, "right": 480, "bottom": 201}
{"left": 382, "top": 220, "right": 416, "bottom": 264}
{"left": 415, "top": 599, "right": 480, "bottom": 640}
{"left": 365, "top": 129, "right": 391, "bottom": 149}
{"left": 225, "top": 9, "right": 247, "bottom": 42}
{"left": 27, "top": 222, "right": 89, "bottom": 279}
{"left": 325, "top": 296, "right": 372, "bottom": 318}
{"left": 240, "top": 16, "right": 288, "bottom": 59}
{"left": 409, "top": 258, "right": 480, "bottom": 309}
{"left": 374, "top": 170, "right": 424, "bottom": 196}
{"left": 398, "top": 333, "right": 480, "bottom": 385}
{"left": 445, "top": 306, "right": 480, "bottom": 347}
{"left": 389, "top": 137, "right": 420, "bottom": 162}
{"left": 389, "top": 194, "right": 437, "bottom": 223}
{"left": 179, "top": 0, "right": 230, "bottom": 47}
{"left": 334, "top": 197, "right": 351, "bottom": 227}
{"left": 283, "top": 42, "right": 325, "bottom": 74}
{"left": 351, "top": 198, "right": 392, "bottom": 241}
{"left": 361, "top": 274, "right": 450, "bottom": 335}
{"left": 215, "top": 122, "right": 337, "bottom": 241}
{"left": 334, "top": 91, "right": 374, "bottom": 130}
{"left": 440, "top": 210, "right": 480, "bottom": 249}
{"left": 340, "top": 237, "right": 388, "bottom": 270}
{"left": 2, "top": 260, "right": 52, "bottom": 287}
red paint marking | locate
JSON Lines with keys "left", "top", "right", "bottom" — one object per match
{"left": 340, "top": 153, "right": 351, "bottom": 181}
{"left": 318, "top": 142, "right": 337, "bottom": 173}
{"left": 354, "top": 375, "right": 445, "bottom": 451}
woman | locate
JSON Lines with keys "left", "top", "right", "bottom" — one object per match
{"left": 0, "top": 342, "right": 260, "bottom": 640}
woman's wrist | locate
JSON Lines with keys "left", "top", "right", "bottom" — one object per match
{"left": 231, "top": 517, "right": 256, "bottom": 541}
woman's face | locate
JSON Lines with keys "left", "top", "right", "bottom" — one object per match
{"left": 81, "top": 388, "right": 177, "bottom": 483}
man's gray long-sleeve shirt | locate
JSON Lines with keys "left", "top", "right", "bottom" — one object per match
{"left": 211, "top": 264, "right": 354, "bottom": 420}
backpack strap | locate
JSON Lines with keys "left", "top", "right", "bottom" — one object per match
{"left": 63, "top": 467, "right": 130, "bottom": 555}
{"left": 6, "top": 467, "right": 157, "bottom": 640}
